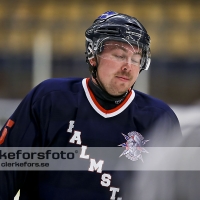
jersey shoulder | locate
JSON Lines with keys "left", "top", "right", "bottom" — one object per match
{"left": 134, "top": 90, "right": 174, "bottom": 114}
{"left": 30, "top": 77, "right": 84, "bottom": 102}
{"left": 24, "top": 78, "right": 83, "bottom": 104}
{"left": 36, "top": 77, "right": 83, "bottom": 93}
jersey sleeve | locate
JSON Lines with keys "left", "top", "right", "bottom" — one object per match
{"left": 1, "top": 98, "right": 37, "bottom": 147}
{"left": 0, "top": 84, "right": 52, "bottom": 199}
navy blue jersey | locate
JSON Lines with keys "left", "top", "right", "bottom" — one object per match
{"left": 0, "top": 78, "right": 182, "bottom": 200}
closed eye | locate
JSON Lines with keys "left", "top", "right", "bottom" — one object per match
{"left": 131, "top": 59, "right": 140, "bottom": 64}
{"left": 113, "top": 54, "right": 125, "bottom": 59}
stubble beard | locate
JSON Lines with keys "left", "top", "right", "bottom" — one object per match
{"left": 103, "top": 77, "right": 133, "bottom": 96}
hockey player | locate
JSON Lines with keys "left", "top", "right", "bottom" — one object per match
{"left": 0, "top": 11, "right": 182, "bottom": 200}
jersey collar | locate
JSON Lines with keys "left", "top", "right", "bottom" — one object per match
{"left": 82, "top": 78, "right": 135, "bottom": 118}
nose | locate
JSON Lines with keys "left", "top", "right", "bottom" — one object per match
{"left": 122, "top": 58, "right": 132, "bottom": 71}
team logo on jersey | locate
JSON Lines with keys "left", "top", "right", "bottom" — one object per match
{"left": 118, "top": 131, "right": 149, "bottom": 162}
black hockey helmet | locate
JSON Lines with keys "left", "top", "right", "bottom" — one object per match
{"left": 85, "top": 11, "right": 151, "bottom": 71}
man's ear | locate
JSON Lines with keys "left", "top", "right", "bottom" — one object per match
{"left": 89, "top": 58, "right": 97, "bottom": 66}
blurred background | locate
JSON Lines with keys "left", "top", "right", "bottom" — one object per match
{"left": 0, "top": 0, "right": 200, "bottom": 134}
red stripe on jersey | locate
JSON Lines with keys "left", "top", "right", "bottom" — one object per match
{"left": 86, "top": 78, "right": 132, "bottom": 114}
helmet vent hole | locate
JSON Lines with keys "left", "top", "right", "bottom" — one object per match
{"left": 125, "top": 23, "right": 140, "bottom": 29}
{"left": 96, "top": 28, "right": 120, "bottom": 35}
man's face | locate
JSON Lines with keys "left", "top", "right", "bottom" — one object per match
{"left": 90, "top": 40, "right": 142, "bottom": 96}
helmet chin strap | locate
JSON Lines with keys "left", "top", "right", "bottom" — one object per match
{"left": 91, "top": 65, "right": 111, "bottom": 96}
{"left": 90, "top": 55, "right": 106, "bottom": 91}
{"left": 130, "top": 68, "right": 143, "bottom": 90}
